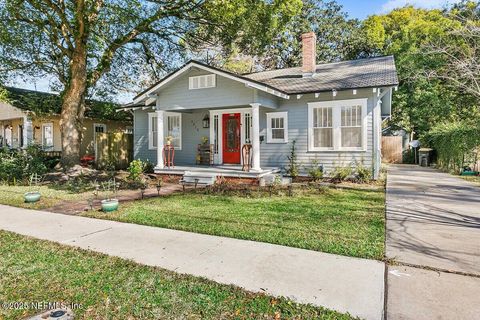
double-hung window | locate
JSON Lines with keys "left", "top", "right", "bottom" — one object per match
{"left": 266, "top": 112, "right": 288, "bottom": 143}
{"left": 312, "top": 107, "right": 333, "bottom": 148}
{"left": 148, "top": 112, "right": 182, "bottom": 150}
{"left": 341, "top": 105, "right": 362, "bottom": 148}
{"left": 308, "top": 98, "right": 367, "bottom": 151}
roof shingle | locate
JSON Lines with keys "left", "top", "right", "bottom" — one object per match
{"left": 244, "top": 55, "right": 398, "bottom": 94}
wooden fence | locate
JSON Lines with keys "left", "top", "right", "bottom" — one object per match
{"left": 95, "top": 132, "right": 133, "bottom": 169}
{"left": 382, "top": 136, "right": 403, "bottom": 164}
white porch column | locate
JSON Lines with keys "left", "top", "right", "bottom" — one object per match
{"left": 155, "top": 110, "right": 165, "bottom": 169}
{"left": 250, "top": 103, "right": 261, "bottom": 171}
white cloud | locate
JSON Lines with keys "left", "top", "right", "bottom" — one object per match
{"left": 380, "top": 0, "right": 462, "bottom": 13}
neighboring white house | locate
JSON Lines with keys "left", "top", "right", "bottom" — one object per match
{"left": 119, "top": 32, "right": 398, "bottom": 179}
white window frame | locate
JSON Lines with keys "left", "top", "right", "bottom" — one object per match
{"left": 188, "top": 74, "right": 216, "bottom": 90}
{"left": 266, "top": 112, "right": 288, "bottom": 143}
{"left": 41, "top": 123, "right": 54, "bottom": 148}
{"left": 165, "top": 112, "right": 182, "bottom": 150}
{"left": 308, "top": 98, "right": 368, "bottom": 152}
{"left": 148, "top": 112, "right": 182, "bottom": 150}
{"left": 148, "top": 112, "right": 157, "bottom": 150}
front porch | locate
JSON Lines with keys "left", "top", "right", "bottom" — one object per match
{"left": 155, "top": 165, "right": 281, "bottom": 179}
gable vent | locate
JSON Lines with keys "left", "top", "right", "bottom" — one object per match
{"left": 189, "top": 74, "right": 216, "bottom": 90}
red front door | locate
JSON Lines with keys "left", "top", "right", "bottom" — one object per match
{"left": 222, "top": 113, "right": 241, "bottom": 164}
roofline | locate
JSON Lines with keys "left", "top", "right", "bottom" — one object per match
{"left": 241, "top": 55, "right": 397, "bottom": 76}
{"left": 285, "top": 84, "right": 399, "bottom": 96}
{"left": 133, "top": 60, "right": 290, "bottom": 103}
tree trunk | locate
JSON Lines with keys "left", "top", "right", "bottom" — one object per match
{"left": 60, "top": 50, "right": 88, "bottom": 168}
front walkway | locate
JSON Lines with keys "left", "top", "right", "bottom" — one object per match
{"left": 386, "top": 165, "right": 480, "bottom": 319}
{"left": 0, "top": 204, "right": 385, "bottom": 320}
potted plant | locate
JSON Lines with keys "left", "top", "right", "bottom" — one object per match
{"left": 101, "top": 178, "right": 119, "bottom": 212}
{"left": 24, "top": 173, "right": 41, "bottom": 203}
{"left": 166, "top": 136, "right": 173, "bottom": 146}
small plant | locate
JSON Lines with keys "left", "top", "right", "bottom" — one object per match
{"left": 330, "top": 165, "right": 353, "bottom": 183}
{"left": 286, "top": 140, "right": 300, "bottom": 178}
{"left": 143, "top": 160, "right": 155, "bottom": 174}
{"left": 127, "top": 159, "right": 146, "bottom": 182}
{"left": 306, "top": 159, "right": 323, "bottom": 182}
{"left": 101, "top": 178, "right": 118, "bottom": 201}
{"left": 100, "top": 178, "right": 120, "bottom": 212}
{"left": 201, "top": 136, "right": 209, "bottom": 145}
{"left": 354, "top": 162, "right": 371, "bottom": 183}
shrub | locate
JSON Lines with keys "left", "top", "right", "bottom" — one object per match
{"left": 285, "top": 140, "right": 300, "bottom": 178}
{"left": 354, "top": 163, "right": 371, "bottom": 183}
{"left": 143, "top": 160, "right": 155, "bottom": 174}
{"left": 330, "top": 165, "right": 353, "bottom": 183}
{"left": 0, "top": 145, "right": 49, "bottom": 184}
{"left": 127, "top": 159, "right": 146, "bottom": 182}
{"left": 424, "top": 121, "right": 480, "bottom": 173}
{"left": 306, "top": 159, "right": 323, "bottom": 181}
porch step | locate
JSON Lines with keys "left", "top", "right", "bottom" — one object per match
{"left": 181, "top": 171, "right": 217, "bottom": 186}
{"left": 259, "top": 174, "right": 292, "bottom": 187}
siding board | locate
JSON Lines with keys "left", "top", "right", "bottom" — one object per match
{"left": 135, "top": 82, "right": 379, "bottom": 173}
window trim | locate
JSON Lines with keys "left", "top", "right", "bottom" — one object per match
{"left": 266, "top": 112, "right": 288, "bottom": 143}
{"left": 308, "top": 98, "right": 368, "bottom": 152}
{"left": 41, "top": 122, "right": 54, "bottom": 148}
{"left": 148, "top": 112, "right": 157, "bottom": 150}
{"left": 148, "top": 112, "right": 182, "bottom": 150}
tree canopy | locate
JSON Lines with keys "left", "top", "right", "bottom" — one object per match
{"left": 0, "top": 0, "right": 301, "bottom": 165}
{"left": 359, "top": 2, "right": 479, "bottom": 137}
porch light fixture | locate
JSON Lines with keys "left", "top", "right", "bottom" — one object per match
{"left": 202, "top": 114, "right": 210, "bottom": 128}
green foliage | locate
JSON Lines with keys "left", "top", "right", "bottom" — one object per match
{"left": 360, "top": 4, "right": 479, "bottom": 137}
{"left": 306, "top": 159, "right": 324, "bottom": 181}
{"left": 0, "top": 145, "right": 49, "bottom": 184}
{"left": 424, "top": 121, "right": 480, "bottom": 173}
{"left": 127, "top": 159, "right": 147, "bottom": 182}
{"left": 257, "top": 0, "right": 362, "bottom": 69}
{"left": 354, "top": 162, "right": 371, "bottom": 183}
{"left": 286, "top": 140, "right": 300, "bottom": 178}
{"left": 330, "top": 165, "right": 353, "bottom": 182}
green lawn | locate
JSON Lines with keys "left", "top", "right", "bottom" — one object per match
{"left": 0, "top": 231, "right": 354, "bottom": 320}
{"left": 82, "top": 187, "right": 385, "bottom": 260}
{"left": 0, "top": 185, "right": 92, "bottom": 210}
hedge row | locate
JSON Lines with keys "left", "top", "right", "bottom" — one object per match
{"left": 424, "top": 121, "right": 480, "bottom": 173}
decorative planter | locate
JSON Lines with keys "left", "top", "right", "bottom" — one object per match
{"left": 101, "top": 199, "right": 119, "bottom": 212}
{"left": 24, "top": 191, "right": 41, "bottom": 203}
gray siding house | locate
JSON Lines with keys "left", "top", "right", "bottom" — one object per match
{"left": 121, "top": 32, "right": 398, "bottom": 179}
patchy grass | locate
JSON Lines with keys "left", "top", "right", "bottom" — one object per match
{"left": 459, "top": 175, "right": 480, "bottom": 186}
{"left": 82, "top": 187, "right": 385, "bottom": 260}
{"left": 0, "top": 185, "right": 92, "bottom": 210}
{"left": 0, "top": 231, "right": 354, "bottom": 320}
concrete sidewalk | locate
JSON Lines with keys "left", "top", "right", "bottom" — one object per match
{"left": 386, "top": 165, "right": 480, "bottom": 319}
{"left": 0, "top": 204, "right": 385, "bottom": 320}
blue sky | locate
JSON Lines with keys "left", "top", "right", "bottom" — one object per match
{"left": 340, "top": 0, "right": 462, "bottom": 20}
{"left": 10, "top": 0, "right": 462, "bottom": 101}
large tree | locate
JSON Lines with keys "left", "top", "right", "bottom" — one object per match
{"left": 258, "top": 0, "right": 361, "bottom": 69}
{"left": 359, "top": 5, "right": 473, "bottom": 137}
{"left": 0, "top": 0, "right": 300, "bottom": 166}
{"left": 186, "top": 0, "right": 361, "bottom": 73}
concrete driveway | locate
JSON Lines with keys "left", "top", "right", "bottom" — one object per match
{"left": 386, "top": 165, "right": 480, "bottom": 319}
